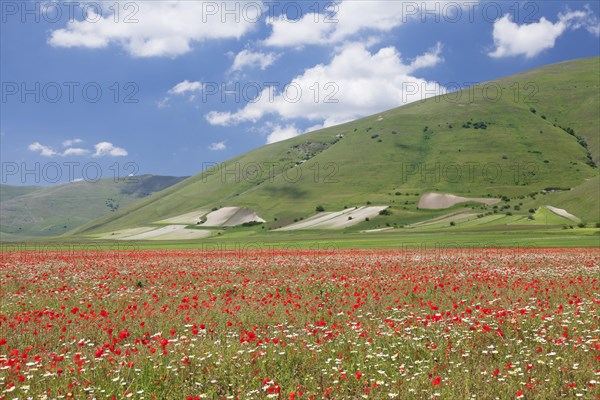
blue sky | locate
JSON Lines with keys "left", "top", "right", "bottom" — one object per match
{"left": 1, "top": 0, "right": 599, "bottom": 185}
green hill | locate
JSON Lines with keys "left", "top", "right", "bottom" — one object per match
{"left": 0, "top": 175, "right": 187, "bottom": 238}
{"left": 0, "top": 185, "right": 41, "bottom": 203}
{"left": 76, "top": 57, "right": 599, "bottom": 237}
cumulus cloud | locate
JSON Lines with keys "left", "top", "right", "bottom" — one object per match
{"left": 48, "top": 1, "right": 261, "bottom": 57}
{"left": 264, "top": 13, "right": 333, "bottom": 47}
{"left": 208, "top": 141, "right": 227, "bottom": 151}
{"left": 266, "top": 125, "right": 302, "bottom": 144}
{"left": 160, "top": 80, "right": 204, "bottom": 105}
{"left": 29, "top": 141, "right": 126, "bottom": 157}
{"left": 62, "top": 147, "right": 91, "bottom": 156}
{"left": 155, "top": 80, "right": 201, "bottom": 107}
{"left": 168, "top": 80, "right": 203, "bottom": 95}
{"left": 62, "top": 138, "right": 83, "bottom": 147}
{"left": 230, "top": 49, "right": 280, "bottom": 71}
{"left": 263, "top": 1, "right": 462, "bottom": 47}
{"left": 93, "top": 142, "right": 128, "bottom": 157}
{"left": 206, "top": 42, "right": 444, "bottom": 129}
{"left": 28, "top": 142, "right": 58, "bottom": 157}
{"left": 489, "top": 8, "right": 600, "bottom": 58}
{"left": 409, "top": 43, "right": 445, "bottom": 70}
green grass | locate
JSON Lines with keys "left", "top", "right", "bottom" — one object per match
{"left": 524, "top": 207, "right": 575, "bottom": 225}
{"left": 5, "top": 226, "right": 598, "bottom": 252}
{"left": 531, "top": 176, "right": 600, "bottom": 222}
{"left": 0, "top": 184, "right": 40, "bottom": 202}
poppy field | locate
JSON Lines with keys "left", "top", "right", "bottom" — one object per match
{"left": 1, "top": 248, "right": 598, "bottom": 399}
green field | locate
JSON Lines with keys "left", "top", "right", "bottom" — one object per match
{"left": 4, "top": 227, "right": 598, "bottom": 253}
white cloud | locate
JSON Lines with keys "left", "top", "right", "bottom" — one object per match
{"left": 168, "top": 80, "right": 203, "bottom": 95}
{"left": 208, "top": 141, "right": 227, "bottom": 151}
{"left": 409, "top": 42, "right": 444, "bottom": 70}
{"left": 586, "top": 20, "right": 600, "bottom": 36}
{"left": 489, "top": 9, "right": 599, "bottom": 58}
{"left": 62, "top": 138, "right": 83, "bottom": 147}
{"left": 48, "top": 1, "right": 261, "bottom": 57}
{"left": 29, "top": 140, "right": 128, "bottom": 157}
{"left": 63, "top": 147, "right": 91, "bottom": 156}
{"left": 561, "top": 8, "right": 600, "bottom": 36}
{"left": 230, "top": 49, "right": 280, "bottom": 71}
{"left": 206, "top": 42, "right": 444, "bottom": 129}
{"left": 156, "top": 97, "right": 171, "bottom": 109}
{"left": 263, "top": 1, "right": 463, "bottom": 48}
{"left": 28, "top": 142, "right": 58, "bottom": 157}
{"left": 162, "top": 80, "right": 203, "bottom": 104}
{"left": 264, "top": 13, "right": 333, "bottom": 47}
{"left": 206, "top": 110, "right": 243, "bottom": 126}
{"left": 266, "top": 125, "right": 302, "bottom": 144}
{"left": 93, "top": 142, "right": 128, "bottom": 157}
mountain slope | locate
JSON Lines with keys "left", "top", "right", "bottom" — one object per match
{"left": 76, "top": 57, "right": 600, "bottom": 235}
{"left": 0, "top": 185, "right": 41, "bottom": 203}
{"left": 0, "top": 175, "right": 187, "bottom": 238}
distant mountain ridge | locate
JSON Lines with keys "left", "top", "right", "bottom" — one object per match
{"left": 0, "top": 175, "right": 188, "bottom": 239}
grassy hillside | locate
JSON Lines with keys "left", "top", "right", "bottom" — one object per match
{"left": 0, "top": 175, "right": 187, "bottom": 238}
{"left": 0, "top": 185, "right": 40, "bottom": 203}
{"left": 533, "top": 176, "right": 599, "bottom": 222}
{"left": 76, "top": 57, "right": 599, "bottom": 236}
